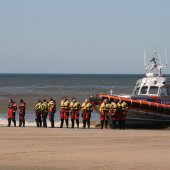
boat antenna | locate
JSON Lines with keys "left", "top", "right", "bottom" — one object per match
{"left": 110, "top": 89, "right": 114, "bottom": 95}
{"left": 144, "top": 49, "right": 147, "bottom": 70}
{"left": 165, "top": 48, "right": 168, "bottom": 66}
{"left": 145, "top": 48, "right": 167, "bottom": 77}
{"left": 158, "top": 51, "right": 162, "bottom": 65}
{"left": 156, "top": 48, "right": 168, "bottom": 76}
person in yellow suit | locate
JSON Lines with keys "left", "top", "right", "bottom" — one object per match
{"left": 99, "top": 99, "right": 110, "bottom": 129}
{"left": 48, "top": 98, "right": 56, "bottom": 128}
{"left": 110, "top": 99, "right": 119, "bottom": 129}
{"left": 60, "top": 97, "right": 70, "bottom": 128}
{"left": 81, "top": 99, "right": 93, "bottom": 129}
{"left": 70, "top": 97, "right": 81, "bottom": 128}
{"left": 35, "top": 100, "right": 42, "bottom": 127}
{"left": 117, "top": 100, "right": 129, "bottom": 129}
{"left": 41, "top": 99, "right": 48, "bottom": 128}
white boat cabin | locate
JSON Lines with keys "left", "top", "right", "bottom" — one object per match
{"left": 133, "top": 49, "right": 170, "bottom": 97}
{"left": 133, "top": 77, "right": 170, "bottom": 97}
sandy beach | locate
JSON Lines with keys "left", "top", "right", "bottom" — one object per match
{"left": 0, "top": 128, "right": 170, "bottom": 170}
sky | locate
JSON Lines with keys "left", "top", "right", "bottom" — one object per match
{"left": 0, "top": 0, "right": 170, "bottom": 74}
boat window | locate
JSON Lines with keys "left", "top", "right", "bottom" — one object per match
{"left": 134, "top": 87, "right": 140, "bottom": 95}
{"left": 140, "top": 86, "right": 148, "bottom": 94}
{"left": 149, "top": 86, "right": 159, "bottom": 95}
{"left": 168, "top": 88, "right": 170, "bottom": 96}
{"left": 161, "top": 87, "right": 170, "bottom": 96}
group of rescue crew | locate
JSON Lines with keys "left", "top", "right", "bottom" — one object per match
{"left": 8, "top": 99, "right": 26, "bottom": 127}
{"left": 99, "top": 99, "right": 128, "bottom": 129}
{"left": 35, "top": 98, "right": 56, "bottom": 128}
{"left": 7, "top": 97, "right": 128, "bottom": 129}
{"left": 34, "top": 97, "right": 93, "bottom": 129}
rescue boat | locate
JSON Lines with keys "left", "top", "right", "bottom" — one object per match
{"left": 90, "top": 50, "right": 170, "bottom": 128}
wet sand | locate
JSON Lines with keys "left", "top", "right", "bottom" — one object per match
{"left": 0, "top": 128, "right": 170, "bottom": 170}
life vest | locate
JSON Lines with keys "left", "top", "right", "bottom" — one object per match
{"left": 42, "top": 102, "right": 48, "bottom": 113}
{"left": 61, "top": 100, "right": 70, "bottom": 110}
{"left": 110, "top": 102, "right": 118, "bottom": 120}
{"left": 12, "top": 102, "right": 17, "bottom": 112}
{"left": 70, "top": 101, "right": 81, "bottom": 111}
{"left": 60, "top": 100, "right": 70, "bottom": 119}
{"left": 117, "top": 102, "right": 128, "bottom": 112}
{"left": 19, "top": 103, "right": 26, "bottom": 110}
{"left": 110, "top": 102, "right": 118, "bottom": 113}
{"left": 100, "top": 103, "right": 110, "bottom": 120}
{"left": 20, "top": 102, "right": 25, "bottom": 108}
{"left": 81, "top": 102, "right": 87, "bottom": 111}
{"left": 86, "top": 103, "right": 93, "bottom": 112}
{"left": 122, "top": 102, "right": 128, "bottom": 111}
{"left": 48, "top": 101, "right": 56, "bottom": 112}
{"left": 35, "top": 102, "right": 42, "bottom": 112}
{"left": 19, "top": 102, "right": 26, "bottom": 116}
{"left": 117, "top": 102, "right": 128, "bottom": 120}
{"left": 99, "top": 103, "right": 110, "bottom": 113}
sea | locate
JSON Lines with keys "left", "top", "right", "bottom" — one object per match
{"left": 0, "top": 74, "right": 150, "bottom": 126}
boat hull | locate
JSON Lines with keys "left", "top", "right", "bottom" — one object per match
{"left": 90, "top": 94, "right": 170, "bottom": 128}
{"left": 119, "top": 110, "right": 170, "bottom": 129}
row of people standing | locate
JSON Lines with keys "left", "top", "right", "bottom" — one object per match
{"left": 60, "top": 97, "right": 93, "bottom": 129}
{"left": 99, "top": 99, "right": 128, "bottom": 129}
{"left": 35, "top": 98, "right": 56, "bottom": 128}
{"left": 7, "top": 97, "right": 128, "bottom": 129}
{"left": 34, "top": 97, "right": 93, "bottom": 129}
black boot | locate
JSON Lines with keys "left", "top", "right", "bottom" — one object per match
{"left": 8, "top": 118, "right": 11, "bottom": 127}
{"left": 122, "top": 120, "right": 126, "bottom": 130}
{"left": 87, "top": 120, "right": 90, "bottom": 129}
{"left": 71, "top": 119, "right": 74, "bottom": 128}
{"left": 60, "top": 119, "right": 64, "bottom": 128}
{"left": 118, "top": 120, "right": 122, "bottom": 129}
{"left": 83, "top": 120, "right": 86, "bottom": 129}
{"left": 44, "top": 121, "right": 47, "bottom": 128}
{"left": 23, "top": 119, "right": 25, "bottom": 127}
{"left": 39, "top": 120, "right": 42, "bottom": 127}
{"left": 101, "top": 120, "right": 104, "bottom": 129}
{"left": 112, "top": 120, "right": 117, "bottom": 129}
{"left": 36, "top": 121, "right": 39, "bottom": 127}
{"left": 13, "top": 118, "right": 16, "bottom": 127}
{"left": 105, "top": 120, "right": 108, "bottom": 129}
{"left": 19, "top": 118, "right": 22, "bottom": 127}
{"left": 65, "top": 119, "right": 69, "bottom": 128}
{"left": 51, "top": 121, "right": 54, "bottom": 128}
{"left": 50, "top": 120, "right": 54, "bottom": 128}
{"left": 39, "top": 114, "right": 42, "bottom": 127}
{"left": 76, "top": 119, "right": 79, "bottom": 128}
